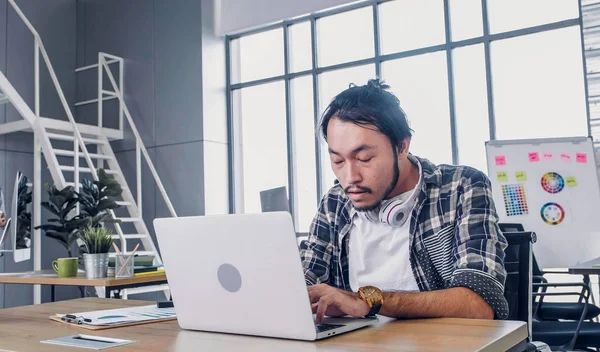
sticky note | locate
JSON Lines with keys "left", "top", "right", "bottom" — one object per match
{"left": 566, "top": 176, "right": 577, "bottom": 187}
{"left": 561, "top": 153, "right": 571, "bottom": 163}
{"left": 515, "top": 171, "right": 527, "bottom": 182}
{"left": 497, "top": 171, "right": 508, "bottom": 182}
{"left": 528, "top": 152, "right": 540, "bottom": 162}
{"left": 495, "top": 156, "right": 506, "bottom": 166}
{"left": 543, "top": 152, "right": 553, "bottom": 161}
{"left": 576, "top": 153, "right": 588, "bottom": 164}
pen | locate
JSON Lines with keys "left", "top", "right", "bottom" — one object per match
{"left": 63, "top": 315, "right": 92, "bottom": 324}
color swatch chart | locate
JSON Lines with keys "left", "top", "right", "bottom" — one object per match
{"left": 502, "top": 184, "right": 529, "bottom": 217}
{"left": 541, "top": 172, "right": 565, "bottom": 194}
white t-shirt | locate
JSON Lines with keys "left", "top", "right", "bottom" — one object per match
{"left": 348, "top": 189, "right": 420, "bottom": 292}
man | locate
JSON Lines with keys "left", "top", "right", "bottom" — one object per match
{"left": 300, "top": 79, "right": 508, "bottom": 324}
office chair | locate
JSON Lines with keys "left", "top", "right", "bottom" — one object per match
{"left": 500, "top": 223, "right": 600, "bottom": 350}
{"left": 500, "top": 223, "right": 600, "bottom": 322}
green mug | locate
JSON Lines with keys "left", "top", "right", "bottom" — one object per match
{"left": 52, "top": 258, "right": 78, "bottom": 278}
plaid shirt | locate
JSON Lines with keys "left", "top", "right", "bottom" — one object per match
{"left": 299, "top": 156, "right": 509, "bottom": 319}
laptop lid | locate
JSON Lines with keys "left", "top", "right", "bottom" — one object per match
{"left": 153, "top": 212, "right": 317, "bottom": 340}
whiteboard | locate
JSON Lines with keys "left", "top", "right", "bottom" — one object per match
{"left": 486, "top": 137, "right": 600, "bottom": 268}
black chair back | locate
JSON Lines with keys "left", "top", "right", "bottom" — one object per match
{"left": 499, "top": 223, "right": 542, "bottom": 277}
{"left": 502, "top": 230, "right": 536, "bottom": 341}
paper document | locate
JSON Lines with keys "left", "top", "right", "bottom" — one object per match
{"left": 56, "top": 305, "right": 176, "bottom": 326}
{"left": 41, "top": 334, "right": 135, "bottom": 350}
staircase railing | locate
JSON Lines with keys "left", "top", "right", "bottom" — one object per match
{"left": 7, "top": 0, "right": 129, "bottom": 247}
{"left": 98, "top": 53, "right": 178, "bottom": 218}
{"left": 8, "top": 0, "right": 99, "bottom": 183}
{"left": 8, "top": 0, "right": 177, "bottom": 252}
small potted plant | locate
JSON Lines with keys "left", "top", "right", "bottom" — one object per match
{"left": 80, "top": 226, "right": 114, "bottom": 279}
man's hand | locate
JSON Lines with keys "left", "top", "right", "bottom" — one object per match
{"left": 308, "top": 284, "right": 370, "bottom": 324}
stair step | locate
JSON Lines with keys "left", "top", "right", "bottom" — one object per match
{"left": 111, "top": 234, "right": 148, "bottom": 240}
{"left": 53, "top": 149, "right": 114, "bottom": 160}
{"left": 115, "top": 201, "right": 132, "bottom": 206}
{"left": 46, "top": 133, "right": 106, "bottom": 144}
{"left": 115, "top": 217, "right": 141, "bottom": 223}
{"left": 59, "top": 166, "right": 118, "bottom": 174}
{"left": 65, "top": 182, "right": 127, "bottom": 190}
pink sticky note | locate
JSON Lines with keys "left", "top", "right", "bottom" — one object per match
{"left": 543, "top": 152, "right": 553, "bottom": 161}
{"left": 528, "top": 152, "right": 540, "bottom": 162}
{"left": 577, "top": 153, "right": 588, "bottom": 164}
{"left": 495, "top": 156, "right": 506, "bottom": 166}
{"left": 561, "top": 153, "right": 571, "bottom": 163}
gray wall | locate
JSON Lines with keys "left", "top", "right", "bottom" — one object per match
{"left": 76, "top": 0, "right": 206, "bottom": 300}
{"left": 0, "top": 0, "right": 78, "bottom": 308}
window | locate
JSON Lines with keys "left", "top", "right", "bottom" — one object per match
{"left": 230, "top": 29, "right": 284, "bottom": 84}
{"left": 449, "top": 0, "right": 483, "bottom": 41}
{"left": 317, "top": 7, "right": 374, "bottom": 67}
{"left": 452, "top": 44, "right": 490, "bottom": 172}
{"left": 492, "top": 27, "right": 588, "bottom": 140}
{"left": 227, "top": 0, "right": 588, "bottom": 228}
{"left": 290, "top": 76, "right": 318, "bottom": 231}
{"left": 379, "top": 0, "right": 446, "bottom": 53}
{"left": 487, "top": 0, "right": 579, "bottom": 34}
{"left": 382, "top": 52, "right": 452, "bottom": 166}
{"left": 233, "top": 82, "right": 288, "bottom": 213}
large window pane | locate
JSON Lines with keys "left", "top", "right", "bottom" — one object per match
{"left": 453, "top": 44, "right": 489, "bottom": 173}
{"left": 318, "top": 65, "right": 376, "bottom": 196}
{"left": 230, "top": 29, "right": 284, "bottom": 84}
{"left": 382, "top": 52, "right": 452, "bottom": 166}
{"left": 291, "top": 76, "right": 317, "bottom": 232}
{"left": 488, "top": 0, "right": 579, "bottom": 34}
{"left": 379, "top": 0, "right": 445, "bottom": 54}
{"left": 317, "top": 7, "right": 374, "bottom": 67}
{"left": 234, "top": 82, "right": 288, "bottom": 213}
{"left": 289, "top": 22, "right": 312, "bottom": 73}
{"left": 492, "top": 27, "right": 587, "bottom": 140}
{"left": 449, "top": 0, "right": 483, "bottom": 41}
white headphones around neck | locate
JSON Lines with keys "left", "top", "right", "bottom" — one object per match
{"left": 363, "top": 158, "right": 423, "bottom": 227}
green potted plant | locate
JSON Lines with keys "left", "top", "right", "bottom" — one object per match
{"left": 35, "top": 185, "right": 89, "bottom": 258}
{"left": 80, "top": 226, "right": 114, "bottom": 279}
{"left": 77, "top": 169, "right": 123, "bottom": 227}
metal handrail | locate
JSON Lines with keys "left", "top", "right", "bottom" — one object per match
{"left": 99, "top": 53, "right": 177, "bottom": 218}
{"left": 7, "top": 0, "right": 126, "bottom": 245}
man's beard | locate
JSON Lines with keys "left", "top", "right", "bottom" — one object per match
{"left": 349, "top": 149, "right": 400, "bottom": 212}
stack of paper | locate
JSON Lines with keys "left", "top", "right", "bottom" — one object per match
{"left": 55, "top": 305, "right": 176, "bottom": 327}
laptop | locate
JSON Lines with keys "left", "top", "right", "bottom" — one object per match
{"left": 153, "top": 212, "right": 377, "bottom": 341}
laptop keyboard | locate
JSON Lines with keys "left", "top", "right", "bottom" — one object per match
{"left": 315, "top": 323, "right": 345, "bottom": 333}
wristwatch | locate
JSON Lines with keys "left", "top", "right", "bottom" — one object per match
{"left": 358, "top": 286, "right": 384, "bottom": 317}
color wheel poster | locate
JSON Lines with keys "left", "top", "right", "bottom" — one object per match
{"left": 486, "top": 137, "right": 600, "bottom": 269}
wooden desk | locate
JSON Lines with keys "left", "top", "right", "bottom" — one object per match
{"left": 0, "top": 271, "right": 167, "bottom": 301}
{"left": 0, "top": 298, "right": 528, "bottom": 352}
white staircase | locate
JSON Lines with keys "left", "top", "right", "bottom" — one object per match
{"left": 0, "top": 0, "right": 177, "bottom": 301}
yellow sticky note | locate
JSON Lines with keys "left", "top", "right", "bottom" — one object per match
{"left": 566, "top": 176, "right": 577, "bottom": 187}
{"left": 497, "top": 171, "right": 508, "bottom": 182}
{"left": 515, "top": 171, "right": 527, "bottom": 182}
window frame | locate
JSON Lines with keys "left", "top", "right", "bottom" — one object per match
{"left": 225, "top": 0, "right": 589, "bottom": 228}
